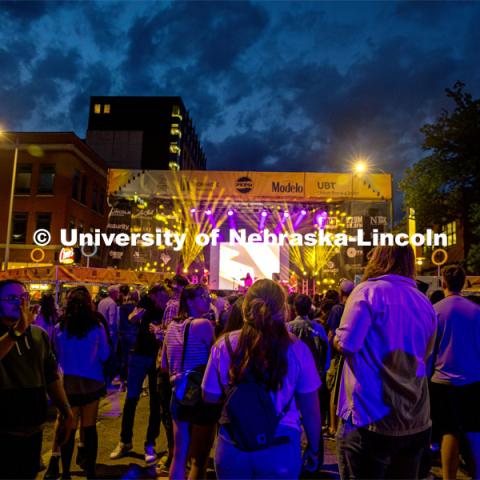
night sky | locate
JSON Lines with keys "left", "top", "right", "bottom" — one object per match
{"left": 1, "top": 1, "right": 479, "bottom": 181}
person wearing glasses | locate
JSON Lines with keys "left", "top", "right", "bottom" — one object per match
{"left": 0, "top": 279, "right": 73, "bottom": 479}
{"left": 161, "top": 284, "right": 220, "bottom": 479}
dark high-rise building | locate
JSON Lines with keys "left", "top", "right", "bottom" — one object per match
{"left": 86, "top": 96, "right": 207, "bottom": 170}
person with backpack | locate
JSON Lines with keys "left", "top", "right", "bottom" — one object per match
{"left": 288, "top": 293, "right": 330, "bottom": 467}
{"left": 202, "top": 279, "right": 322, "bottom": 479}
{"left": 289, "top": 294, "right": 330, "bottom": 378}
{"left": 161, "top": 284, "right": 220, "bottom": 479}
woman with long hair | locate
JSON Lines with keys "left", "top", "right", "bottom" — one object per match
{"left": 202, "top": 279, "right": 322, "bottom": 479}
{"left": 161, "top": 284, "right": 219, "bottom": 479}
{"left": 34, "top": 293, "right": 58, "bottom": 340}
{"left": 54, "top": 286, "right": 110, "bottom": 479}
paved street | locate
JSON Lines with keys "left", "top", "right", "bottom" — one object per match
{"left": 39, "top": 387, "right": 340, "bottom": 480}
{"left": 38, "top": 387, "right": 467, "bottom": 480}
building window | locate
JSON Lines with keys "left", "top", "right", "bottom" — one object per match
{"left": 11, "top": 212, "right": 28, "bottom": 244}
{"left": 36, "top": 212, "right": 51, "bottom": 232}
{"left": 98, "top": 190, "right": 105, "bottom": 214}
{"left": 442, "top": 221, "right": 457, "bottom": 246}
{"left": 94, "top": 104, "right": 101, "bottom": 114}
{"left": 170, "top": 143, "right": 181, "bottom": 154}
{"left": 80, "top": 176, "right": 88, "bottom": 204}
{"left": 170, "top": 124, "right": 182, "bottom": 138}
{"left": 92, "top": 184, "right": 98, "bottom": 211}
{"left": 172, "top": 105, "right": 183, "bottom": 120}
{"left": 15, "top": 164, "right": 33, "bottom": 195}
{"left": 103, "top": 104, "right": 111, "bottom": 114}
{"left": 37, "top": 164, "right": 55, "bottom": 194}
{"left": 72, "top": 170, "right": 80, "bottom": 199}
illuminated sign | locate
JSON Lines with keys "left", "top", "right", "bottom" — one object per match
{"left": 59, "top": 247, "right": 75, "bottom": 265}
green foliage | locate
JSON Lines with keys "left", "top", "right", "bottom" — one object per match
{"left": 399, "top": 81, "right": 480, "bottom": 232}
{"left": 467, "top": 243, "right": 480, "bottom": 273}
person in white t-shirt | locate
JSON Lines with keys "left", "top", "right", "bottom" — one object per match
{"left": 202, "top": 279, "right": 321, "bottom": 479}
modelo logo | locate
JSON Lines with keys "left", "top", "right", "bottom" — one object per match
{"left": 236, "top": 176, "right": 253, "bottom": 194}
{"left": 317, "top": 182, "right": 336, "bottom": 190}
{"left": 272, "top": 181, "right": 303, "bottom": 193}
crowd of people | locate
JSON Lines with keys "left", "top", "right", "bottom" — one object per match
{"left": 1, "top": 244, "right": 480, "bottom": 480}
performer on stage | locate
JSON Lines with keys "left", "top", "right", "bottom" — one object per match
{"left": 242, "top": 272, "right": 253, "bottom": 289}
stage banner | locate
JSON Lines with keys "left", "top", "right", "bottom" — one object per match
{"left": 108, "top": 170, "right": 392, "bottom": 201}
{"left": 305, "top": 173, "right": 392, "bottom": 200}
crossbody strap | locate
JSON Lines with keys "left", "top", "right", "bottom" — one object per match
{"left": 180, "top": 319, "right": 192, "bottom": 371}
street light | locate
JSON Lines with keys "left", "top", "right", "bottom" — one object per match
{"left": 0, "top": 130, "right": 19, "bottom": 271}
{"left": 354, "top": 160, "right": 367, "bottom": 174}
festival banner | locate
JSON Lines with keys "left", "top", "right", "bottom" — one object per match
{"left": 108, "top": 170, "right": 392, "bottom": 201}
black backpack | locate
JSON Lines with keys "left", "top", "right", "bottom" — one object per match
{"left": 219, "top": 334, "right": 294, "bottom": 452}
{"left": 292, "top": 320, "right": 328, "bottom": 378}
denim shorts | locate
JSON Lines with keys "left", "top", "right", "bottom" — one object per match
{"left": 214, "top": 424, "right": 302, "bottom": 479}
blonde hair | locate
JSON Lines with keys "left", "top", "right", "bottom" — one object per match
{"left": 362, "top": 245, "right": 416, "bottom": 281}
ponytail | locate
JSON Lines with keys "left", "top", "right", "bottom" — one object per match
{"left": 229, "top": 279, "right": 292, "bottom": 391}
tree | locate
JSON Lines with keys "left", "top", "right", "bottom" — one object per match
{"left": 399, "top": 82, "right": 480, "bottom": 272}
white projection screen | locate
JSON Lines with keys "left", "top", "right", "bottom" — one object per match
{"left": 217, "top": 242, "right": 281, "bottom": 290}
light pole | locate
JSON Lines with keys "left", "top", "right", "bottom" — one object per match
{"left": 351, "top": 160, "right": 366, "bottom": 216}
{"left": 353, "top": 161, "right": 394, "bottom": 232}
{"left": 0, "top": 131, "right": 19, "bottom": 271}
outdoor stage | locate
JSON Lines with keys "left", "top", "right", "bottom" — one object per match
{"left": 107, "top": 169, "right": 393, "bottom": 293}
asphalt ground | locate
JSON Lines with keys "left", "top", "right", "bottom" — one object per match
{"left": 37, "top": 387, "right": 468, "bottom": 480}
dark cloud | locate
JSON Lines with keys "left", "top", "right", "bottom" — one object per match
{"left": 120, "top": 1, "right": 268, "bottom": 92}
{"left": 33, "top": 47, "right": 82, "bottom": 82}
{"left": 81, "top": 2, "right": 124, "bottom": 50}
{"left": 0, "top": 0, "right": 477, "bottom": 214}
{"left": 393, "top": 1, "right": 473, "bottom": 25}
{"left": 0, "top": 0, "right": 49, "bottom": 23}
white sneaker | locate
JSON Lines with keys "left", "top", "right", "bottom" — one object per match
{"left": 110, "top": 442, "right": 133, "bottom": 459}
{"left": 144, "top": 445, "right": 157, "bottom": 464}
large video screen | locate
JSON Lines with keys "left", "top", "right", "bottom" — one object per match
{"left": 218, "top": 242, "right": 281, "bottom": 290}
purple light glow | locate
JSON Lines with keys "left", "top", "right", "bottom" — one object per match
{"left": 227, "top": 209, "right": 234, "bottom": 216}
{"left": 206, "top": 209, "right": 212, "bottom": 215}
{"left": 261, "top": 211, "right": 268, "bottom": 217}
{"left": 315, "top": 211, "right": 328, "bottom": 229}
{"left": 293, "top": 209, "right": 308, "bottom": 229}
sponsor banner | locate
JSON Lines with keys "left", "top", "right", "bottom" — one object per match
{"left": 109, "top": 170, "right": 392, "bottom": 201}
{"left": 305, "top": 173, "right": 392, "bottom": 200}
{"left": 106, "top": 199, "right": 132, "bottom": 268}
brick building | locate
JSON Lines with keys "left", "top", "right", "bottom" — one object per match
{"left": 0, "top": 132, "right": 108, "bottom": 269}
